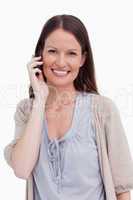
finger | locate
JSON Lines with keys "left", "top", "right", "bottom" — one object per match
{"left": 27, "top": 61, "right": 43, "bottom": 70}
{"left": 32, "top": 68, "right": 44, "bottom": 81}
{"left": 27, "top": 60, "right": 43, "bottom": 66}
{"left": 31, "top": 61, "right": 43, "bottom": 66}
{"left": 28, "top": 67, "right": 41, "bottom": 80}
{"left": 31, "top": 68, "right": 42, "bottom": 76}
{"left": 28, "top": 56, "right": 43, "bottom": 65}
{"left": 35, "top": 69, "right": 44, "bottom": 80}
{"left": 30, "top": 57, "right": 43, "bottom": 65}
{"left": 32, "top": 68, "right": 42, "bottom": 73}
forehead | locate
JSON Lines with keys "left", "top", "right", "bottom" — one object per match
{"left": 45, "top": 29, "right": 81, "bottom": 50}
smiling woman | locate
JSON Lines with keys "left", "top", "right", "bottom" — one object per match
{"left": 4, "top": 14, "right": 133, "bottom": 200}
{"left": 28, "top": 14, "right": 98, "bottom": 100}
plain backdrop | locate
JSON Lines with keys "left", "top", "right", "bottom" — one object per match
{"left": 0, "top": 0, "right": 133, "bottom": 199}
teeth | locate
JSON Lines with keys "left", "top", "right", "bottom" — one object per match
{"left": 52, "top": 69, "right": 70, "bottom": 77}
{"left": 53, "top": 69, "right": 68, "bottom": 74}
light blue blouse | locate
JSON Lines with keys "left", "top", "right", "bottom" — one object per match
{"left": 32, "top": 92, "right": 106, "bottom": 200}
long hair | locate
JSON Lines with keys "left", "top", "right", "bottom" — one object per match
{"left": 29, "top": 14, "right": 100, "bottom": 99}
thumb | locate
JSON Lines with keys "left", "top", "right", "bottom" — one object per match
{"left": 37, "top": 71, "right": 45, "bottom": 82}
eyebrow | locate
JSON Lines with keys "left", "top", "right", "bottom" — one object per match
{"left": 46, "top": 45, "right": 78, "bottom": 51}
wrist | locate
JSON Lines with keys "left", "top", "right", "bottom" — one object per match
{"left": 33, "top": 97, "right": 46, "bottom": 110}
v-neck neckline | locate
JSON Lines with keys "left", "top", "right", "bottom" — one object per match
{"left": 44, "top": 91, "right": 81, "bottom": 143}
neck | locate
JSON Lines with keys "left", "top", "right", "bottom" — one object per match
{"left": 45, "top": 85, "right": 79, "bottom": 108}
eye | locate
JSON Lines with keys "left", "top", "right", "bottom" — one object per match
{"left": 48, "top": 49, "right": 56, "bottom": 53}
{"left": 69, "top": 52, "right": 77, "bottom": 56}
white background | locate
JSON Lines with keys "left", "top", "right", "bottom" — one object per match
{"left": 0, "top": 0, "right": 133, "bottom": 199}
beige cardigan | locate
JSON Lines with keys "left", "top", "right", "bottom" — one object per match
{"left": 4, "top": 93, "right": 133, "bottom": 200}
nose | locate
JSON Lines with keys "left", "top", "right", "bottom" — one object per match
{"left": 55, "top": 53, "right": 66, "bottom": 68}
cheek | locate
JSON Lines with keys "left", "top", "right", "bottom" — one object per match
{"left": 43, "top": 55, "right": 54, "bottom": 65}
{"left": 70, "top": 57, "right": 81, "bottom": 68}
{"left": 71, "top": 62, "right": 81, "bottom": 72}
{"left": 70, "top": 67, "right": 80, "bottom": 81}
{"left": 42, "top": 55, "right": 54, "bottom": 73}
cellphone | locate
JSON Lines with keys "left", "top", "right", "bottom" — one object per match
{"left": 33, "top": 62, "right": 46, "bottom": 82}
{"left": 33, "top": 65, "right": 43, "bottom": 75}
{"left": 32, "top": 53, "right": 45, "bottom": 79}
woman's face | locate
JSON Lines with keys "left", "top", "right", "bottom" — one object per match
{"left": 42, "top": 28, "right": 86, "bottom": 91}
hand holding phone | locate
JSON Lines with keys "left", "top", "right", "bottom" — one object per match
{"left": 27, "top": 55, "right": 49, "bottom": 101}
{"left": 33, "top": 65, "right": 43, "bottom": 76}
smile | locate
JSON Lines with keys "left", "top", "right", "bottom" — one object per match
{"left": 51, "top": 69, "right": 71, "bottom": 77}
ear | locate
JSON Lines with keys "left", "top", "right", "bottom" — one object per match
{"left": 80, "top": 51, "right": 87, "bottom": 67}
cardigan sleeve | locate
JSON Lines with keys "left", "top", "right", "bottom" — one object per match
{"left": 3, "top": 98, "right": 31, "bottom": 168}
{"left": 104, "top": 98, "right": 133, "bottom": 194}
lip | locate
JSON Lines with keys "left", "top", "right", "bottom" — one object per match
{"left": 51, "top": 68, "right": 71, "bottom": 77}
{"left": 51, "top": 68, "right": 71, "bottom": 72}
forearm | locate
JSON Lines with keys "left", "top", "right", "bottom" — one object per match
{"left": 11, "top": 100, "right": 45, "bottom": 179}
{"left": 116, "top": 191, "right": 131, "bottom": 200}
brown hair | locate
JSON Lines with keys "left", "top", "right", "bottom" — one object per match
{"left": 29, "top": 14, "right": 100, "bottom": 98}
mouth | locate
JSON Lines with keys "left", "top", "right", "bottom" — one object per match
{"left": 51, "top": 68, "right": 71, "bottom": 77}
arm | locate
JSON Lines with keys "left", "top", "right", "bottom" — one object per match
{"left": 116, "top": 191, "right": 131, "bottom": 200}
{"left": 4, "top": 98, "right": 45, "bottom": 179}
{"left": 103, "top": 97, "right": 133, "bottom": 195}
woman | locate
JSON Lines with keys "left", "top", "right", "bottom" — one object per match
{"left": 4, "top": 14, "right": 133, "bottom": 200}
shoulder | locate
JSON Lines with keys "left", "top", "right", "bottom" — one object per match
{"left": 89, "top": 92, "right": 115, "bottom": 106}
{"left": 14, "top": 98, "right": 33, "bottom": 123}
{"left": 16, "top": 97, "right": 33, "bottom": 111}
{"left": 89, "top": 93, "right": 119, "bottom": 118}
